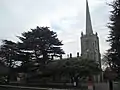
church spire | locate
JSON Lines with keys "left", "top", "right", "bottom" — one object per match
{"left": 86, "top": 0, "right": 93, "bottom": 35}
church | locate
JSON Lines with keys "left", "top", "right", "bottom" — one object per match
{"left": 49, "top": 0, "right": 102, "bottom": 82}
{"left": 81, "top": 0, "right": 101, "bottom": 82}
{"left": 64, "top": 0, "right": 101, "bottom": 66}
{"left": 81, "top": 0, "right": 101, "bottom": 67}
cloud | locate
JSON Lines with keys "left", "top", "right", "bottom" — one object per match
{"left": 0, "top": 0, "right": 112, "bottom": 57}
{"left": 50, "top": 0, "right": 112, "bottom": 57}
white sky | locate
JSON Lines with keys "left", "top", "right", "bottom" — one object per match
{"left": 0, "top": 0, "right": 113, "bottom": 57}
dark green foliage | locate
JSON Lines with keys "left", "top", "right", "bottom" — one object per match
{"left": 17, "top": 26, "right": 64, "bottom": 76}
{"left": 0, "top": 40, "right": 28, "bottom": 69}
{"left": 0, "top": 26, "right": 64, "bottom": 82}
{"left": 0, "top": 40, "right": 18, "bottom": 68}
{"left": 107, "top": 0, "right": 120, "bottom": 76}
{"left": 44, "top": 58, "right": 101, "bottom": 84}
{"left": 0, "top": 40, "right": 20, "bottom": 82}
{"left": 61, "top": 58, "right": 101, "bottom": 82}
{"left": 18, "top": 26, "right": 64, "bottom": 64}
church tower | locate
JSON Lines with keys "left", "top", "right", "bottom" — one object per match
{"left": 81, "top": 0, "right": 101, "bottom": 67}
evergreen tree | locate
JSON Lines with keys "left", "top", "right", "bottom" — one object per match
{"left": 0, "top": 40, "right": 27, "bottom": 69}
{"left": 0, "top": 26, "right": 64, "bottom": 82}
{"left": 0, "top": 40, "right": 20, "bottom": 82}
{"left": 18, "top": 26, "right": 64, "bottom": 64}
{"left": 17, "top": 26, "right": 64, "bottom": 78}
{"left": 0, "top": 40, "right": 18, "bottom": 68}
{"left": 107, "top": 0, "right": 120, "bottom": 76}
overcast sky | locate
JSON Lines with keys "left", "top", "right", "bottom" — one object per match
{"left": 0, "top": 0, "right": 113, "bottom": 57}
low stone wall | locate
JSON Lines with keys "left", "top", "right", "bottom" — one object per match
{"left": 0, "top": 85, "right": 83, "bottom": 90}
{"left": 0, "top": 85, "right": 48, "bottom": 90}
{"left": 8, "top": 82, "right": 88, "bottom": 89}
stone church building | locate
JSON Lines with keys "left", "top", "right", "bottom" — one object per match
{"left": 81, "top": 0, "right": 101, "bottom": 67}
{"left": 80, "top": 0, "right": 102, "bottom": 82}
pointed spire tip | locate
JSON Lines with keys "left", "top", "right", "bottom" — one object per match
{"left": 86, "top": 0, "right": 93, "bottom": 35}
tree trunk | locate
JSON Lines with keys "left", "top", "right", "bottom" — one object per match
{"left": 43, "top": 51, "right": 48, "bottom": 64}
